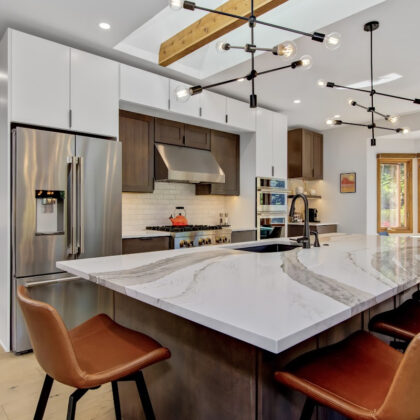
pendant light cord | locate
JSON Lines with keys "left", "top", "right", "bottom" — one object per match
{"left": 251, "top": 0, "right": 256, "bottom": 100}
{"left": 370, "top": 28, "right": 375, "bottom": 143}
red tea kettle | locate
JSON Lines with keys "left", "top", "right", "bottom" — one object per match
{"left": 169, "top": 206, "right": 188, "bottom": 226}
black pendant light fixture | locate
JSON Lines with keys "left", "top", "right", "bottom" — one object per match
{"left": 169, "top": 0, "right": 342, "bottom": 108}
{"left": 321, "top": 21, "right": 418, "bottom": 146}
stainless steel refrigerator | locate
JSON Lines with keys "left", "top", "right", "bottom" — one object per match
{"left": 11, "top": 126, "right": 122, "bottom": 353}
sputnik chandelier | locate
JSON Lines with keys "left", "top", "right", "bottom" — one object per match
{"left": 169, "top": 0, "right": 342, "bottom": 108}
{"left": 321, "top": 21, "right": 419, "bottom": 146}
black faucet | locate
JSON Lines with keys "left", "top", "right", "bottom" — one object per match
{"left": 289, "top": 193, "right": 320, "bottom": 249}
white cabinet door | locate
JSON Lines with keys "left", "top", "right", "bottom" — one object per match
{"left": 199, "top": 90, "right": 226, "bottom": 124}
{"left": 70, "top": 49, "right": 119, "bottom": 137}
{"left": 255, "top": 108, "right": 273, "bottom": 178}
{"left": 226, "top": 98, "right": 256, "bottom": 131}
{"left": 272, "top": 113, "right": 288, "bottom": 179}
{"left": 11, "top": 31, "right": 70, "bottom": 129}
{"left": 169, "top": 79, "right": 200, "bottom": 117}
{"left": 120, "top": 64, "right": 169, "bottom": 111}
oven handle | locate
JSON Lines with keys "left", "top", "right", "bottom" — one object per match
{"left": 25, "top": 276, "right": 80, "bottom": 288}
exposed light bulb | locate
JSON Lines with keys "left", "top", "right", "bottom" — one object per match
{"left": 215, "top": 40, "right": 230, "bottom": 53}
{"left": 299, "top": 55, "right": 313, "bottom": 70}
{"left": 388, "top": 115, "right": 399, "bottom": 124}
{"left": 325, "top": 32, "right": 342, "bottom": 50}
{"left": 175, "top": 86, "right": 191, "bottom": 103}
{"left": 402, "top": 127, "right": 410, "bottom": 135}
{"left": 275, "top": 40, "right": 297, "bottom": 59}
{"left": 317, "top": 79, "right": 327, "bottom": 88}
{"left": 348, "top": 98, "right": 356, "bottom": 106}
{"left": 326, "top": 119, "right": 334, "bottom": 126}
{"left": 168, "top": 0, "right": 184, "bottom": 10}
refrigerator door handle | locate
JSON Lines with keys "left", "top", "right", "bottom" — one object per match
{"left": 78, "top": 156, "right": 85, "bottom": 255}
{"left": 68, "top": 156, "right": 78, "bottom": 255}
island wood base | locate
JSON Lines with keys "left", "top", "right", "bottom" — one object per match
{"left": 113, "top": 287, "right": 416, "bottom": 420}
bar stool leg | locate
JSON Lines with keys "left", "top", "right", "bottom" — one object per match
{"left": 112, "top": 382, "right": 122, "bottom": 420}
{"left": 66, "top": 388, "right": 88, "bottom": 420}
{"left": 300, "top": 397, "right": 316, "bottom": 420}
{"left": 134, "top": 371, "right": 156, "bottom": 420}
{"left": 34, "top": 374, "right": 54, "bottom": 420}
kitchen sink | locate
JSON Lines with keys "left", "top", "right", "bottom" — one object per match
{"left": 234, "top": 243, "right": 300, "bottom": 253}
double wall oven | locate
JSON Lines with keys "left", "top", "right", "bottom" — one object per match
{"left": 256, "top": 177, "right": 289, "bottom": 240}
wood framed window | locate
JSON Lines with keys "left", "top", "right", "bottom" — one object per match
{"left": 377, "top": 154, "right": 413, "bottom": 234}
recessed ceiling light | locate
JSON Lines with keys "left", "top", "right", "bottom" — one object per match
{"left": 334, "top": 114, "right": 341, "bottom": 118}
{"left": 99, "top": 22, "right": 111, "bottom": 30}
{"left": 293, "top": 99, "right": 301, "bottom": 104}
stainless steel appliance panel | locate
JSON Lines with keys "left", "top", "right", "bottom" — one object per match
{"left": 76, "top": 136, "right": 122, "bottom": 258}
{"left": 12, "top": 273, "right": 114, "bottom": 353}
{"left": 14, "top": 127, "right": 75, "bottom": 277}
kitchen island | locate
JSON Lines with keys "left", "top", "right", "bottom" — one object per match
{"left": 58, "top": 234, "right": 420, "bottom": 420}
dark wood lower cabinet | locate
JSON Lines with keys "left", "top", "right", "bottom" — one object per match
{"left": 196, "top": 130, "right": 240, "bottom": 196}
{"left": 231, "top": 230, "right": 257, "bottom": 243}
{"left": 288, "top": 224, "right": 337, "bottom": 237}
{"left": 120, "top": 111, "right": 154, "bottom": 193}
{"left": 122, "top": 237, "right": 170, "bottom": 254}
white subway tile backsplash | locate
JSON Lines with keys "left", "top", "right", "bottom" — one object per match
{"left": 122, "top": 182, "right": 228, "bottom": 234}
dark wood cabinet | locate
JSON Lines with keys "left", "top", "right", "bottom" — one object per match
{"left": 196, "top": 130, "right": 240, "bottom": 196}
{"left": 184, "top": 124, "right": 211, "bottom": 150}
{"left": 288, "top": 128, "right": 323, "bottom": 180}
{"left": 287, "top": 224, "right": 337, "bottom": 237}
{"left": 155, "top": 118, "right": 184, "bottom": 146}
{"left": 120, "top": 110, "right": 154, "bottom": 193}
{"left": 122, "top": 237, "right": 170, "bottom": 254}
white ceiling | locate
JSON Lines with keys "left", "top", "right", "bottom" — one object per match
{"left": 1, "top": 0, "right": 419, "bottom": 132}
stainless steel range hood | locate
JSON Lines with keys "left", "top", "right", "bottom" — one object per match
{"left": 155, "top": 143, "right": 225, "bottom": 184}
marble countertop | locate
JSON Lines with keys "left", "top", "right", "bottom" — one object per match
{"left": 122, "top": 230, "right": 171, "bottom": 239}
{"left": 57, "top": 234, "right": 420, "bottom": 354}
{"left": 288, "top": 222, "right": 338, "bottom": 226}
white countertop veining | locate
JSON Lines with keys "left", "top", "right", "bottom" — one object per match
{"left": 57, "top": 234, "right": 420, "bottom": 354}
{"left": 122, "top": 230, "right": 171, "bottom": 239}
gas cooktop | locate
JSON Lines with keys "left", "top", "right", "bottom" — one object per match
{"left": 146, "top": 225, "right": 228, "bottom": 233}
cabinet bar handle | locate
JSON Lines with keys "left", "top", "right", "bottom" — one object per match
{"left": 272, "top": 166, "right": 274, "bottom": 177}
{"left": 69, "top": 109, "right": 72, "bottom": 128}
{"left": 225, "top": 114, "right": 228, "bottom": 123}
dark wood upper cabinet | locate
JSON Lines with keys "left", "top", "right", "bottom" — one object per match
{"left": 288, "top": 128, "right": 323, "bottom": 180}
{"left": 119, "top": 110, "right": 154, "bottom": 193}
{"left": 155, "top": 118, "right": 184, "bottom": 146}
{"left": 196, "top": 130, "right": 240, "bottom": 196}
{"left": 184, "top": 124, "right": 211, "bottom": 150}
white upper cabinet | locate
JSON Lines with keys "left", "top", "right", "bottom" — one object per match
{"left": 256, "top": 108, "right": 273, "bottom": 178}
{"left": 11, "top": 30, "right": 70, "bottom": 130}
{"left": 272, "top": 113, "right": 288, "bottom": 179}
{"left": 70, "top": 49, "right": 119, "bottom": 137}
{"left": 226, "top": 97, "right": 255, "bottom": 132}
{"left": 199, "top": 90, "right": 226, "bottom": 124}
{"left": 169, "top": 79, "right": 200, "bottom": 117}
{"left": 120, "top": 64, "right": 169, "bottom": 111}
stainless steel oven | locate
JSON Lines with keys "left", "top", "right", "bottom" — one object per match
{"left": 256, "top": 177, "right": 288, "bottom": 240}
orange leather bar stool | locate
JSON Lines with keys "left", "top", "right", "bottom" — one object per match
{"left": 369, "top": 299, "right": 420, "bottom": 350}
{"left": 17, "top": 286, "right": 170, "bottom": 420}
{"left": 275, "top": 331, "right": 420, "bottom": 420}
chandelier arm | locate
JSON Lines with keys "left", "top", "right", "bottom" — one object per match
{"left": 375, "top": 125, "right": 401, "bottom": 132}
{"left": 200, "top": 75, "right": 250, "bottom": 91}
{"left": 258, "top": 64, "right": 293, "bottom": 76}
{"left": 254, "top": 18, "right": 314, "bottom": 38}
{"left": 192, "top": 4, "right": 249, "bottom": 22}
{"left": 339, "top": 121, "right": 371, "bottom": 128}
{"left": 328, "top": 83, "right": 372, "bottom": 94}
{"left": 375, "top": 91, "right": 420, "bottom": 104}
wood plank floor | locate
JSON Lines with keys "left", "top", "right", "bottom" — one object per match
{"left": 0, "top": 347, "right": 116, "bottom": 419}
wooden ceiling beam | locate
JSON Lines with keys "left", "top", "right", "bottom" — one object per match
{"left": 159, "top": 0, "right": 289, "bottom": 67}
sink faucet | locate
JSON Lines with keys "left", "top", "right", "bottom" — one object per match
{"left": 289, "top": 193, "right": 318, "bottom": 249}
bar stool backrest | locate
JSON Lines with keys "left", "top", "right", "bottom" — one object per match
{"left": 17, "top": 286, "right": 85, "bottom": 387}
{"left": 377, "top": 332, "right": 420, "bottom": 419}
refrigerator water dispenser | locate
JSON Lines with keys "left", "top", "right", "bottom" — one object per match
{"left": 35, "top": 190, "right": 64, "bottom": 235}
